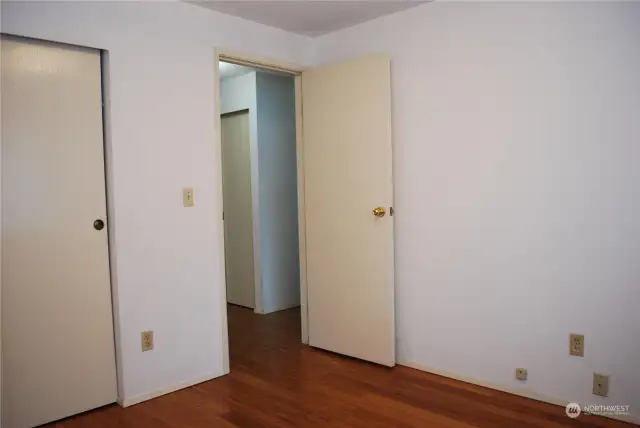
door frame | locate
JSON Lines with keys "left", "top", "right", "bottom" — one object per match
{"left": 213, "top": 48, "right": 309, "bottom": 373}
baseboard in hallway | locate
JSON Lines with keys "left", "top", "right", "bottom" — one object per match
{"left": 261, "top": 303, "right": 301, "bottom": 314}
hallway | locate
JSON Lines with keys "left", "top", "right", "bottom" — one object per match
{"left": 45, "top": 305, "right": 630, "bottom": 427}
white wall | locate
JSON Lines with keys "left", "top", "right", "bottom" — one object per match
{"left": 1, "top": 0, "right": 310, "bottom": 406}
{"left": 315, "top": 2, "right": 640, "bottom": 420}
{"left": 221, "top": 72, "right": 257, "bottom": 115}
{"left": 220, "top": 71, "right": 300, "bottom": 314}
{"left": 256, "top": 73, "right": 299, "bottom": 313}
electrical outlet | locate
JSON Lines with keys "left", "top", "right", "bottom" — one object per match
{"left": 593, "top": 373, "right": 610, "bottom": 397}
{"left": 141, "top": 331, "right": 154, "bottom": 352}
{"left": 515, "top": 368, "right": 528, "bottom": 381}
{"left": 569, "top": 333, "right": 584, "bottom": 357}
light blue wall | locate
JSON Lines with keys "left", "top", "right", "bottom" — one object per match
{"left": 256, "top": 72, "right": 300, "bottom": 313}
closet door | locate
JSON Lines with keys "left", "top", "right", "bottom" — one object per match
{"left": 1, "top": 35, "right": 117, "bottom": 427}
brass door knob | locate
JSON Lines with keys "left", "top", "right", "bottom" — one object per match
{"left": 372, "top": 206, "right": 386, "bottom": 217}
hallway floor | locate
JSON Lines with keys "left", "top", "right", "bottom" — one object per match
{"left": 46, "top": 304, "right": 631, "bottom": 427}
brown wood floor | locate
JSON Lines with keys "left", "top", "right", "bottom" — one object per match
{"left": 46, "top": 304, "right": 632, "bottom": 428}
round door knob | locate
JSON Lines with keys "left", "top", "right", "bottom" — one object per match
{"left": 372, "top": 206, "right": 386, "bottom": 217}
{"left": 93, "top": 219, "right": 105, "bottom": 231}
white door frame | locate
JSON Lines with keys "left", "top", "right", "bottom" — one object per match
{"left": 213, "top": 48, "right": 309, "bottom": 373}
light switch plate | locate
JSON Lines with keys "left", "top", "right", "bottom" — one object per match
{"left": 183, "top": 187, "right": 194, "bottom": 207}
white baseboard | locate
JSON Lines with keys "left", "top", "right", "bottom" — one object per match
{"left": 398, "top": 360, "right": 639, "bottom": 426}
{"left": 118, "top": 372, "right": 222, "bottom": 408}
{"left": 261, "top": 303, "right": 301, "bottom": 314}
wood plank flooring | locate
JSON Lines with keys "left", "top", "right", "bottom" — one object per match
{"left": 45, "top": 305, "right": 633, "bottom": 427}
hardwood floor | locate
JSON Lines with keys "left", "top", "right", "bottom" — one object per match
{"left": 45, "top": 305, "right": 632, "bottom": 427}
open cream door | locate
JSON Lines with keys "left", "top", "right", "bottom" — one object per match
{"left": 303, "top": 53, "right": 395, "bottom": 366}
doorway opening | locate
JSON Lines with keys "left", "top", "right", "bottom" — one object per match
{"left": 217, "top": 57, "right": 306, "bottom": 371}
{"left": 216, "top": 51, "right": 395, "bottom": 373}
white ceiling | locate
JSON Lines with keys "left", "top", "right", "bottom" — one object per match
{"left": 191, "top": 1, "right": 427, "bottom": 37}
{"left": 219, "top": 62, "right": 255, "bottom": 79}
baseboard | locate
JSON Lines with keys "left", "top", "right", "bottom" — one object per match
{"left": 398, "top": 360, "right": 639, "bottom": 426}
{"left": 261, "top": 303, "right": 301, "bottom": 314}
{"left": 118, "top": 371, "right": 222, "bottom": 408}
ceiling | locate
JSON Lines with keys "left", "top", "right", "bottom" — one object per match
{"left": 219, "top": 62, "right": 255, "bottom": 79}
{"left": 191, "top": 1, "right": 427, "bottom": 37}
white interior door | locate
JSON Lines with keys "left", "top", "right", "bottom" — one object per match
{"left": 303, "top": 53, "right": 395, "bottom": 366}
{"left": 1, "top": 36, "right": 118, "bottom": 427}
{"left": 221, "top": 111, "right": 256, "bottom": 309}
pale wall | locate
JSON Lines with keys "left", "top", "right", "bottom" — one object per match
{"left": 315, "top": 1, "right": 640, "bottom": 419}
